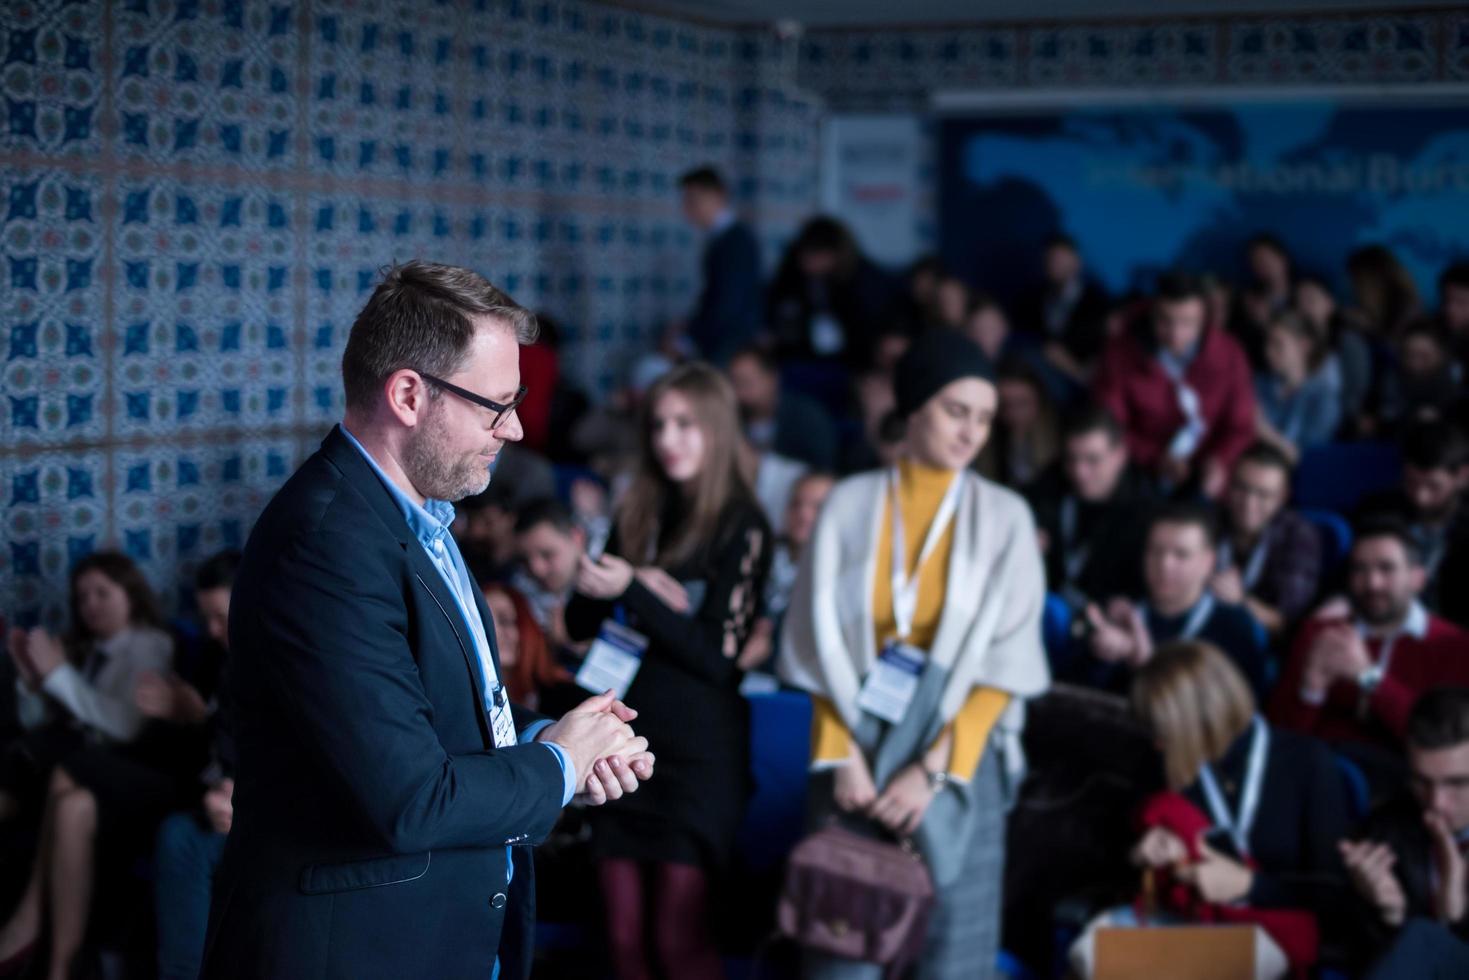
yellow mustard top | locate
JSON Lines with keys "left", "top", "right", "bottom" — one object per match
{"left": 810, "top": 459, "right": 1011, "bottom": 780}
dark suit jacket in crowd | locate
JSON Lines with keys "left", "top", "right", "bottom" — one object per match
{"left": 773, "top": 392, "right": 839, "bottom": 471}
{"left": 202, "top": 427, "right": 566, "bottom": 980}
{"left": 1349, "top": 793, "right": 1469, "bottom": 959}
{"left": 1016, "top": 276, "right": 1111, "bottom": 364}
{"left": 1222, "top": 509, "right": 1325, "bottom": 626}
{"left": 688, "top": 220, "right": 762, "bottom": 365}
{"left": 1026, "top": 462, "right": 1156, "bottom": 603}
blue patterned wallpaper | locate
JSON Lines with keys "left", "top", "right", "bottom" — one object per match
{"left": 5, "top": 1, "right": 1468, "bottom": 627}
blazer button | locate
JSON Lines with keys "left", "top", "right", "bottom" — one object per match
{"left": 490, "top": 892, "right": 507, "bottom": 910}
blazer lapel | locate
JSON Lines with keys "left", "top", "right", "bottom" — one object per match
{"left": 411, "top": 563, "right": 493, "bottom": 746}
{"left": 320, "top": 426, "right": 495, "bottom": 745}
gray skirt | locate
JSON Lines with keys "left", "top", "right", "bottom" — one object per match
{"left": 802, "top": 745, "right": 1007, "bottom": 980}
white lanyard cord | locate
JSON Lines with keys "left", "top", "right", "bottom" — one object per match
{"left": 1143, "top": 592, "right": 1216, "bottom": 642}
{"left": 888, "top": 467, "right": 965, "bottom": 642}
{"left": 1198, "top": 715, "right": 1270, "bottom": 859}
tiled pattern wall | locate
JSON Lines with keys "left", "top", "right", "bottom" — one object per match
{"left": 2, "top": 0, "right": 819, "bottom": 626}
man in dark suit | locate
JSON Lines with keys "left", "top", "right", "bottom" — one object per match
{"left": 727, "top": 345, "right": 837, "bottom": 470}
{"left": 671, "top": 165, "right": 762, "bottom": 365}
{"left": 203, "top": 262, "right": 653, "bottom": 980}
{"left": 1016, "top": 233, "right": 1111, "bottom": 381}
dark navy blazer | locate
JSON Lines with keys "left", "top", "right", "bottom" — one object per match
{"left": 201, "top": 427, "right": 565, "bottom": 980}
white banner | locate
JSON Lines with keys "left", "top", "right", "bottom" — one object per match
{"left": 820, "top": 114, "right": 921, "bottom": 267}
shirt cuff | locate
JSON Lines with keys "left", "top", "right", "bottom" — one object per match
{"left": 521, "top": 719, "right": 577, "bottom": 806}
{"left": 40, "top": 662, "right": 80, "bottom": 701}
{"left": 1297, "top": 683, "right": 1328, "bottom": 706}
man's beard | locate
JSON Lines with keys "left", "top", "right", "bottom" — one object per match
{"left": 1356, "top": 592, "right": 1409, "bottom": 629}
{"left": 403, "top": 408, "right": 493, "bottom": 502}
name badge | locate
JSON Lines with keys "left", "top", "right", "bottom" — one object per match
{"left": 490, "top": 686, "right": 517, "bottom": 748}
{"left": 575, "top": 619, "right": 650, "bottom": 700}
{"left": 856, "top": 642, "right": 926, "bottom": 724}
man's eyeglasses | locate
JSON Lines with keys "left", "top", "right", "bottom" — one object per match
{"left": 419, "top": 373, "right": 527, "bottom": 429}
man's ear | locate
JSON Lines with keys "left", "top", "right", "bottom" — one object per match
{"left": 384, "top": 370, "right": 430, "bottom": 428}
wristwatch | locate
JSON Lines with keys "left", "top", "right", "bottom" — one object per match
{"left": 923, "top": 767, "right": 950, "bottom": 793}
{"left": 1356, "top": 665, "right": 1384, "bottom": 697}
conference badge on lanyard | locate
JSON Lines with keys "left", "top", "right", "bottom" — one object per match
{"left": 576, "top": 619, "right": 649, "bottom": 700}
{"left": 856, "top": 468, "right": 963, "bottom": 725}
{"left": 490, "top": 686, "right": 518, "bottom": 749}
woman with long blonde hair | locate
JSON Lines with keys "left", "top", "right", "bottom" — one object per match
{"left": 566, "top": 362, "right": 771, "bottom": 980}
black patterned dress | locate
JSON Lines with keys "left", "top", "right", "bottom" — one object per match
{"left": 565, "top": 498, "right": 770, "bottom": 868}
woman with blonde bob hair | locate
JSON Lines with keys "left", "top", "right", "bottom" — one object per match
{"left": 1115, "top": 641, "right": 1350, "bottom": 979}
{"left": 566, "top": 362, "right": 771, "bottom": 980}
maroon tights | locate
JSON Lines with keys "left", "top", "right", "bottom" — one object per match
{"left": 599, "top": 858, "right": 724, "bottom": 980}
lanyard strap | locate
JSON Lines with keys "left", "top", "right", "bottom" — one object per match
{"left": 1218, "top": 534, "right": 1270, "bottom": 592}
{"left": 1159, "top": 353, "right": 1207, "bottom": 461}
{"left": 889, "top": 467, "right": 965, "bottom": 642}
{"left": 1059, "top": 496, "right": 1092, "bottom": 581}
{"left": 1198, "top": 715, "right": 1270, "bottom": 859}
{"left": 1143, "top": 592, "right": 1216, "bottom": 642}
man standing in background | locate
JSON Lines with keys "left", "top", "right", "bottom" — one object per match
{"left": 667, "top": 166, "right": 762, "bottom": 365}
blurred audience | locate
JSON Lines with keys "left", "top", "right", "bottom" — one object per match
{"left": 1358, "top": 420, "right": 1469, "bottom": 614}
{"left": 1380, "top": 318, "right": 1462, "bottom": 430}
{"left": 1342, "top": 688, "right": 1469, "bottom": 976}
{"left": 738, "top": 470, "right": 835, "bottom": 673}
{"left": 1016, "top": 232, "right": 1111, "bottom": 383}
{"left": 513, "top": 498, "right": 589, "bottom": 653}
{"left": 976, "top": 358, "right": 1060, "bottom": 490}
{"left": 481, "top": 582, "right": 575, "bottom": 715}
{"left": 1255, "top": 310, "right": 1342, "bottom": 462}
{"left": 1270, "top": 519, "right": 1469, "bottom": 791}
{"left": 1095, "top": 271, "right": 1257, "bottom": 498}
{"left": 1, "top": 553, "right": 177, "bottom": 979}
{"left": 153, "top": 551, "right": 240, "bottom": 980}
{"left": 669, "top": 166, "right": 761, "bottom": 365}
{"left": 1294, "top": 273, "right": 1375, "bottom": 434}
{"left": 1117, "top": 641, "right": 1348, "bottom": 979}
{"left": 1234, "top": 233, "right": 1296, "bottom": 368}
{"left": 1349, "top": 244, "right": 1422, "bottom": 341}
{"left": 726, "top": 345, "right": 838, "bottom": 471}
{"left": 765, "top": 215, "right": 896, "bottom": 364}
{"left": 1028, "top": 404, "right": 1155, "bottom": 606}
{"left": 1212, "top": 443, "right": 1325, "bottom": 639}
{"left": 1068, "top": 504, "right": 1269, "bottom": 699}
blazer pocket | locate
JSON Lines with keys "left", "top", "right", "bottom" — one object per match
{"left": 298, "top": 851, "right": 431, "bottom": 895}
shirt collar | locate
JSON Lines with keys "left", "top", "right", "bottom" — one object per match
{"left": 339, "top": 423, "right": 456, "bottom": 550}
{"left": 709, "top": 207, "right": 736, "bottom": 236}
{"left": 1359, "top": 600, "right": 1430, "bottom": 641}
{"left": 1402, "top": 600, "right": 1430, "bottom": 640}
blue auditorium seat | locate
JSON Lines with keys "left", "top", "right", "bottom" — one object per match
{"left": 551, "top": 463, "right": 603, "bottom": 506}
{"left": 1334, "top": 753, "right": 1370, "bottom": 822}
{"left": 1043, "top": 593, "right": 1075, "bottom": 669}
{"left": 1298, "top": 508, "right": 1353, "bottom": 573}
{"left": 736, "top": 690, "right": 812, "bottom": 873}
{"left": 1293, "top": 442, "right": 1401, "bottom": 513}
